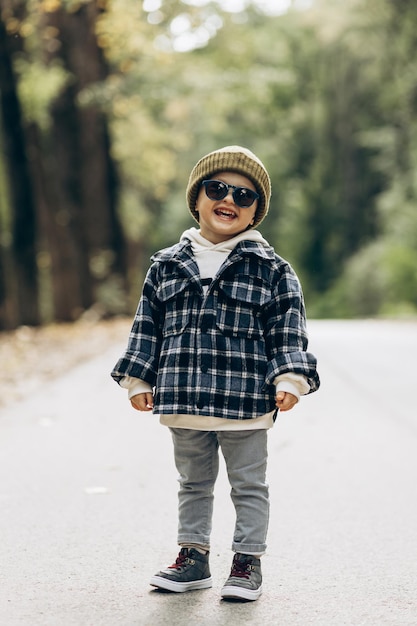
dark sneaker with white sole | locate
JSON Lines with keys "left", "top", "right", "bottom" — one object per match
{"left": 221, "top": 553, "right": 262, "bottom": 601}
{"left": 150, "top": 548, "right": 212, "bottom": 593}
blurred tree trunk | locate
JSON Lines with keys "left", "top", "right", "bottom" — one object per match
{"left": 26, "top": 120, "right": 89, "bottom": 321}
{"left": 0, "top": 11, "right": 40, "bottom": 328}
{"left": 40, "top": 1, "right": 127, "bottom": 320}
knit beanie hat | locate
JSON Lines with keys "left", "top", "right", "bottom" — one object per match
{"left": 186, "top": 145, "right": 271, "bottom": 228}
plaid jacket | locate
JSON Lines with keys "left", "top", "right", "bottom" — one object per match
{"left": 111, "top": 238, "right": 320, "bottom": 420}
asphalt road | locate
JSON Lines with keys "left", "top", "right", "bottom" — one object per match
{"left": 1, "top": 320, "right": 417, "bottom": 626}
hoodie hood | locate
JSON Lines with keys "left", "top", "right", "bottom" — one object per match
{"left": 180, "top": 227, "right": 270, "bottom": 254}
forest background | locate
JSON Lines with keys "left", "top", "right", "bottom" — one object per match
{"left": 1, "top": 0, "right": 417, "bottom": 331}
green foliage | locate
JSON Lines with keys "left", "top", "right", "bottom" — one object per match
{"left": 314, "top": 240, "right": 417, "bottom": 318}
{"left": 2, "top": 0, "right": 417, "bottom": 323}
{"left": 15, "top": 59, "right": 69, "bottom": 129}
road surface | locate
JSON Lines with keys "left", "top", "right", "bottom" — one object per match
{"left": 1, "top": 320, "right": 416, "bottom": 625}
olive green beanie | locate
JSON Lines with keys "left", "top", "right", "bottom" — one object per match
{"left": 186, "top": 145, "right": 271, "bottom": 228}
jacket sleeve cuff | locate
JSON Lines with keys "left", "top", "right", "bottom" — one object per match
{"left": 273, "top": 373, "right": 310, "bottom": 400}
{"left": 119, "top": 376, "right": 153, "bottom": 400}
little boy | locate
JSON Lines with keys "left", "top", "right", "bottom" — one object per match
{"left": 111, "top": 146, "right": 320, "bottom": 601}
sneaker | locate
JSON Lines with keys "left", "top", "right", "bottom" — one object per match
{"left": 150, "top": 548, "right": 212, "bottom": 593}
{"left": 221, "top": 553, "right": 263, "bottom": 601}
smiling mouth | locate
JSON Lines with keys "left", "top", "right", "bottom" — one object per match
{"left": 214, "top": 208, "right": 237, "bottom": 220}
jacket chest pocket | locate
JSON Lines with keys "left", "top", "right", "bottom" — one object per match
{"left": 216, "top": 275, "right": 271, "bottom": 339}
{"left": 157, "top": 277, "right": 192, "bottom": 336}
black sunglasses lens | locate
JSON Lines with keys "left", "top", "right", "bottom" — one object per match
{"left": 233, "top": 188, "right": 257, "bottom": 207}
{"left": 205, "top": 181, "right": 228, "bottom": 200}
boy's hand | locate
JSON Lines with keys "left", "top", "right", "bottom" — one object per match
{"left": 275, "top": 391, "right": 298, "bottom": 412}
{"left": 130, "top": 392, "right": 154, "bottom": 412}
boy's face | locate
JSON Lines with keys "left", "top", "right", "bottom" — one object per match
{"left": 195, "top": 171, "right": 258, "bottom": 244}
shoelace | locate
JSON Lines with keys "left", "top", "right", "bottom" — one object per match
{"left": 168, "top": 551, "right": 190, "bottom": 570}
{"left": 230, "top": 559, "right": 251, "bottom": 579}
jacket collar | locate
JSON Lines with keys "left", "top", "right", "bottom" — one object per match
{"left": 226, "top": 239, "right": 276, "bottom": 263}
{"left": 152, "top": 238, "right": 276, "bottom": 281}
{"left": 154, "top": 238, "right": 275, "bottom": 261}
{"left": 152, "top": 240, "right": 199, "bottom": 282}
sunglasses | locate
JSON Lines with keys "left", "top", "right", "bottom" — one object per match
{"left": 201, "top": 180, "right": 259, "bottom": 208}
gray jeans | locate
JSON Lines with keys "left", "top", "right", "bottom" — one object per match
{"left": 169, "top": 428, "right": 270, "bottom": 555}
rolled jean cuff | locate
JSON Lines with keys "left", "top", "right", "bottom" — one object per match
{"left": 232, "top": 542, "right": 267, "bottom": 554}
{"left": 178, "top": 533, "right": 211, "bottom": 549}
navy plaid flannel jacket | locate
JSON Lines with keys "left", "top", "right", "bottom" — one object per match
{"left": 111, "top": 238, "right": 320, "bottom": 420}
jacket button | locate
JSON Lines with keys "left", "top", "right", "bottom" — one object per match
{"left": 201, "top": 364, "right": 209, "bottom": 373}
{"left": 197, "top": 401, "right": 205, "bottom": 409}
